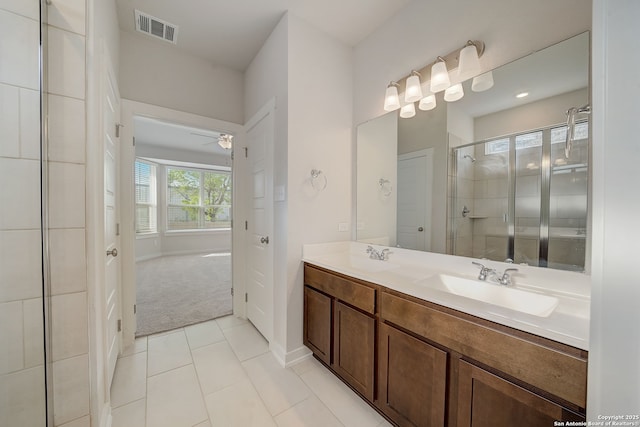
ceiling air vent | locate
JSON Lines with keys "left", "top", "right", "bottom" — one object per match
{"left": 134, "top": 10, "right": 178, "bottom": 44}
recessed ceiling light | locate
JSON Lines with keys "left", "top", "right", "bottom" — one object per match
{"left": 516, "top": 92, "right": 529, "bottom": 98}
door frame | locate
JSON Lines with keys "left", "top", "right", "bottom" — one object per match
{"left": 119, "top": 100, "right": 244, "bottom": 349}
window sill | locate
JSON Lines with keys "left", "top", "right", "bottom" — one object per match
{"left": 164, "top": 228, "right": 231, "bottom": 237}
{"left": 136, "top": 232, "right": 159, "bottom": 239}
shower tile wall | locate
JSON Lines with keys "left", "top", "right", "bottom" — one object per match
{"left": 0, "top": 3, "right": 46, "bottom": 426}
{"left": 46, "top": 0, "right": 91, "bottom": 425}
{"left": 454, "top": 146, "right": 476, "bottom": 257}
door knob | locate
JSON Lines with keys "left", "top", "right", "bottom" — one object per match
{"left": 260, "top": 236, "right": 269, "bottom": 244}
{"left": 107, "top": 248, "right": 118, "bottom": 257}
{"left": 418, "top": 227, "right": 424, "bottom": 232}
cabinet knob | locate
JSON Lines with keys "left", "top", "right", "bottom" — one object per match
{"left": 107, "top": 248, "right": 118, "bottom": 257}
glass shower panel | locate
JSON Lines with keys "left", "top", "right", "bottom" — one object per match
{"left": 513, "top": 131, "right": 543, "bottom": 265}
{"left": 453, "top": 141, "right": 510, "bottom": 261}
{"left": 548, "top": 122, "right": 589, "bottom": 270}
{"left": 1, "top": 0, "right": 49, "bottom": 425}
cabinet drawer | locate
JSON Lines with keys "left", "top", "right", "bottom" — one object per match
{"left": 304, "top": 264, "right": 376, "bottom": 314}
{"left": 380, "top": 291, "right": 587, "bottom": 409}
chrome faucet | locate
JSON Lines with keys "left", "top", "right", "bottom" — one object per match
{"left": 473, "top": 262, "right": 518, "bottom": 286}
{"left": 472, "top": 262, "right": 495, "bottom": 281}
{"left": 366, "top": 246, "right": 391, "bottom": 261}
{"left": 498, "top": 268, "right": 519, "bottom": 286}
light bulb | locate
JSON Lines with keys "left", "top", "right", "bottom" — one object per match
{"left": 383, "top": 82, "right": 401, "bottom": 111}
{"left": 430, "top": 58, "right": 451, "bottom": 93}
{"left": 418, "top": 95, "right": 437, "bottom": 111}
{"left": 404, "top": 71, "right": 423, "bottom": 103}
{"left": 399, "top": 103, "right": 416, "bottom": 118}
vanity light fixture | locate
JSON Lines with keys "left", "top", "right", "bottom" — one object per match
{"left": 404, "top": 71, "right": 423, "bottom": 103}
{"left": 218, "top": 133, "right": 233, "bottom": 150}
{"left": 457, "top": 41, "right": 482, "bottom": 81}
{"left": 399, "top": 103, "right": 416, "bottom": 118}
{"left": 444, "top": 83, "right": 464, "bottom": 102}
{"left": 418, "top": 94, "right": 437, "bottom": 111}
{"left": 383, "top": 39, "right": 488, "bottom": 115}
{"left": 383, "top": 81, "right": 401, "bottom": 111}
{"left": 472, "top": 71, "right": 494, "bottom": 92}
{"left": 430, "top": 57, "right": 451, "bottom": 93}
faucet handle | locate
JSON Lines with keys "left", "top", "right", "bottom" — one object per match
{"left": 472, "top": 261, "right": 493, "bottom": 280}
{"left": 499, "top": 268, "right": 519, "bottom": 285}
{"left": 380, "top": 248, "right": 392, "bottom": 260}
{"left": 366, "top": 246, "right": 374, "bottom": 254}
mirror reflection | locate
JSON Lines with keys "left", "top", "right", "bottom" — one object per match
{"left": 356, "top": 32, "right": 590, "bottom": 272}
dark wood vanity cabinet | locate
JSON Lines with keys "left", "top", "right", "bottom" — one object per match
{"left": 456, "top": 360, "right": 585, "bottom": 427}
{"left": 333, "top": 300, "right": 375, "bottom": 400}
{"left": 303, "top": 264, "right": 588, "bottom": 427}
{"left": 303, "top": 264, "right": 377, "bottom": 400}
{"left": 303, "top": 286, "right": 332, "bottom": 365}
{"left": 378, "top": 322, "right": 447, "bottom": 427}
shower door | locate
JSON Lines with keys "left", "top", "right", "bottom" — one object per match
{"left": 452, "top": 121, "right": 589, "bottom": 271}
{"left": 1, "top": 0, "right": 50, "bottom": 425}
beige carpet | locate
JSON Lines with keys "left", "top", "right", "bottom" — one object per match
{"left": 135, "top": 252, "right": 232, "bottom": 336}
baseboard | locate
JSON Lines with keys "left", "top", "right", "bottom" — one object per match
{"left": 136, "top": 249, "right": 231, "bottom": 263}
{"left": 271, "top": 343, "right": 312, "bottom": 368}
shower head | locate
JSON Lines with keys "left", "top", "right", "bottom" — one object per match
{"left": 463, "top": 154, "right": 476, "bottom": 162}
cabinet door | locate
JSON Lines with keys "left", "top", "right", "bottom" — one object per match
{"left": 378, "top": 322, "right": 447, "bottom": 427}
{"left": 333, "top": 300, "right": 376, "bottom": 401}
{"left": 457, "top": 360, "right": 585, "bottom": 427}
{"left": 304, "top": 286, "right": 332, "bottom": 365}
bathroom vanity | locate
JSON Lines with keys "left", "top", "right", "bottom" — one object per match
{"left": 302, "top": 242, "right": 589, "bottom": 427}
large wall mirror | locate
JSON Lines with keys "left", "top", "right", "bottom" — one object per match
{"left": 356, "top": 32, "right": 590, "bottom": 272}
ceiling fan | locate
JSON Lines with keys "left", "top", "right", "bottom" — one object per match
{"left": 190, "top": 131, "right": 234, "bottom": 150}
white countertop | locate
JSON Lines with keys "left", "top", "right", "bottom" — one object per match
{"left": 302, "top": 241, "right": 590, "bottom": 350}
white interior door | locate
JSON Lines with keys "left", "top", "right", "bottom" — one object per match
{"left": 245, "top": 105, "right": 274, "bottom": 342}
{"left": 104, "top": 57, "right": 121, "bottom": 387}
{"left": 397, "top": 149, "right": 433, "bottom": 251}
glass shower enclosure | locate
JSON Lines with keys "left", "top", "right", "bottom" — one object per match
{"left": 1, "top": 0, "right": 51, "bottom": 425}
{"left": 451, "top": 121, "right": 589, "bottom": 271}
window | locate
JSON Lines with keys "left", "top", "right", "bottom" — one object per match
{"left": 135, "top": 160, "right": 157, "bottom": 233}
{"left": 167, "top": 167, "right": 231, "bottom": 230}
{"left": 485, "top": 122, "right": 589, "bottom": 155}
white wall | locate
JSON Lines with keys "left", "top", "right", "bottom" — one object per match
{"left": 286, "top": 13, "right": 353, "bottom": 359}
{"left": 244, "top": 12, "right": 353, "bottom": 363}
{"left": 588, "top": 0, "right": 640, "bottom": 417}
{"left": 353, "top": 0, "right": 591, "bottom": 126}
{"left": 119, "top": 31, "right": 244, "bottom": 124}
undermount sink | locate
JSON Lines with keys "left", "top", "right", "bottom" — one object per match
{"left": 417, "top": 274, "right": 559, "bottom": 317}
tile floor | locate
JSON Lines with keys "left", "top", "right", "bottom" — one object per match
{"left": 111, "top": 315, "right": 393, "bottom": 427}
